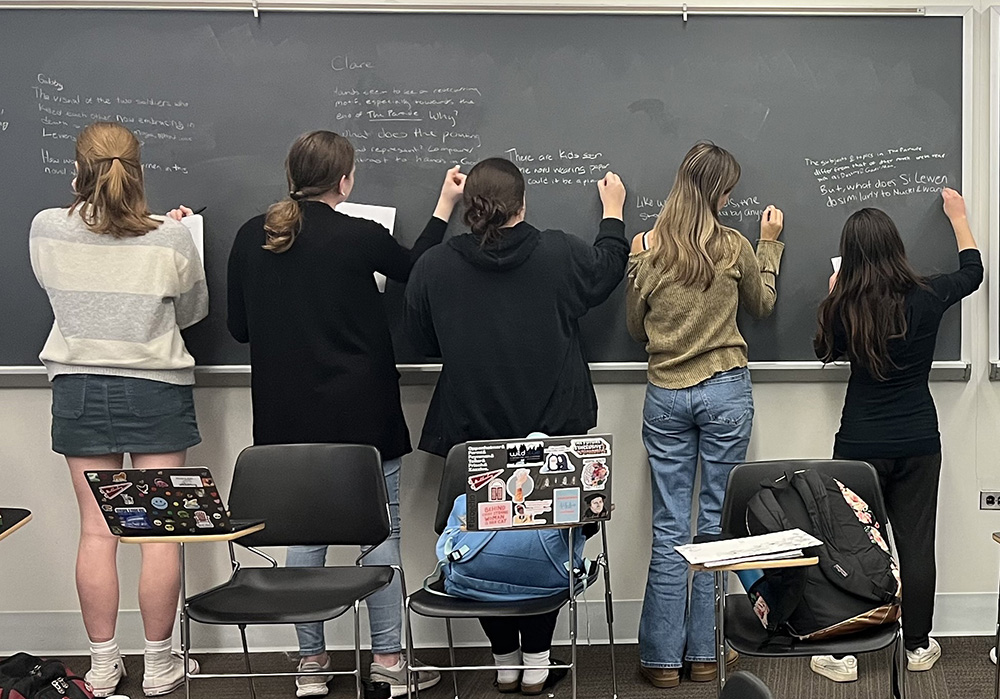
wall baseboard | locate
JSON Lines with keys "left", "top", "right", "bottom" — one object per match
{"left": 3, "top": 593, "right": 996, "bottom": 656}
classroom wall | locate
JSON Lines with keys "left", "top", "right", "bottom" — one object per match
{"left": 1, "top": 0, "right": 999, "bottom": 654}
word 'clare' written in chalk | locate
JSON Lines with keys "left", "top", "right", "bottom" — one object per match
{"left": 504, "top": 148, "right": 611, "bottom": 188}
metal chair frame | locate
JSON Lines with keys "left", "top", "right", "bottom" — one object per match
{"left": 404, "top": 521, "right": 618, "bottom": 699}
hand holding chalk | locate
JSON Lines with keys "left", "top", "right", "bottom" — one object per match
{"left": 598, "top": 171, "right": 626, "bottom": 220}
{"left": 433, "top": 166, "right": 467, "bottom": 221}
{"left": 760, "top": 205, "right": 784, "bottom": 241}
{"left": 941, "top": 187, "right": 967, "bottom": 223}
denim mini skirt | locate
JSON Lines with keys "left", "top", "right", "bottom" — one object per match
{"left": 51, "top": 374, "right": 201, "bottom": 456}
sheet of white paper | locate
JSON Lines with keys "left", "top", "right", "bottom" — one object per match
{"left": 674, "top": 529, "right": 823, "bottom": 566}
{"left": 179, "top": 214, "right": 204, "bottom": 261}
{"left": 336, "top": 202, "right": 397, "bottom": 293}
{"left": 831, "top": 256, "right": 842, "bottom": 273}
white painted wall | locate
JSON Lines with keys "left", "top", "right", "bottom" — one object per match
{"left": 2, "top": 0, "right": 1000, "bottom": 655}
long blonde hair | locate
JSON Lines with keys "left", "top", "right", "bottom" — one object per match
{"left": 264, "top": 130, "right": 355, "bottom": 253}
{"left": 69, "top": 122, "right": 158, "bottom": 238}
{"left": 648, "top": 142, "right": 742, "bottom": 289}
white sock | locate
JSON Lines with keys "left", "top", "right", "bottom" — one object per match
{"left": 144, "top": 637, "right": 175, "bottom": 675}
{"left": 522, "top": 650, "right": 549, "bottom": 686}
{"left": 89, "top": 638, "right": 121, "bottom": 674}
{"left": 493, "top": 650, "right": 521, "bottom": 685}
{"left": 382, "top": 658, "right": 405, "bottom": 672}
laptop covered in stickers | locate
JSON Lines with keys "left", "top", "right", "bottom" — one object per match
{"left": 465, "top": 434, "right": 613, "bottom": 531}
{"left": 84, "top": 467, "right": 241, "bottom": 536}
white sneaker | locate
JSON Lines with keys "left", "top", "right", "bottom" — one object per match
{"left": 906, "top": 638, "right": 942, "bottom": 672}
{"left": 85, "top": 655, "right": 126, "bottom": 697}
{"left": 990, "top": 647, "right": 997, "bottom": 665}
{"left": 810, "top": 655, "right": 858, "bottom": 682}
{"left": 296, "top": 657, "right": 333, "bottom": 697}
{"left": 142, "top": 653, "right": 200, "bottom": 696}
{"left": 370, "top": 659, "right": 441, "bottom": 698}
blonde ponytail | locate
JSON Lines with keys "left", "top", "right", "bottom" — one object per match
{"left": 263, "top": 198, "right": 304, "bottom": 253}
{"left": 70, "top": 122, "right": 158, "bottom": 238}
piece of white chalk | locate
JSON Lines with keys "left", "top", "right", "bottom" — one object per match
{"left": 831, "top": 256, "right": 842, "bottom": 273}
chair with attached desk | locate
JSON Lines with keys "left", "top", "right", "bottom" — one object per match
{"left": 404, "top": 442, "right": 618, "bottom": 699}
{"left": 705, "top": 459, "right": 905, "bottom": 699}
{"left": 121, "top": 444, "right": 397, "bottom": 699}
{"left": 0, "top": 508, "right": 32, "bottom": 543}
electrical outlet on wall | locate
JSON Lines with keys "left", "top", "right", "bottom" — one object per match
{"left": 980, "top": 492, "right": 1000, "bottom": 510}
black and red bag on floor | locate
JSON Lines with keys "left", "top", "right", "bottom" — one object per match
{"left": 0, "top": 654, "right": 93, "bottom": 699}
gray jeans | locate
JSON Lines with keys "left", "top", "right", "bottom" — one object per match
{"left": 286, "top": 456, "right": 402, "bottom": 655}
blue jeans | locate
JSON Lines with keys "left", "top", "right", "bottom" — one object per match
{"left": 286, "top": 457, "right": 402, "bottom": 656}
{"left": 638, "top": 368, "right": 754, "bottom": 668}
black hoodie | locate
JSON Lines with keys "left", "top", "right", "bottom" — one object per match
{"left": 404, "top": 217, "right": 628, "bottom": 456}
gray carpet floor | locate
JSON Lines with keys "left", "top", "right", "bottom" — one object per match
{"left": 54, "top": 637, "right": 999, "bottom": 699}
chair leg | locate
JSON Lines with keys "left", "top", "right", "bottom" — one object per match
{"left": 600, "top": 525, "right": 618, "bottom": 699}
{"left": 179, "top": 542, "right": 192, "bottom": 699}
{"left": 405, "top": 598, "right": 416, "bottom": 699}
{"left": 714, "top": 570, "right": 727, "bottom": 697}
{"left": 893, "top": 626, "right": 906, "bottom": 699}
{"left": 354, "top": 601, "right": 364, "bottom": 699}
{"left": 239, "top": 624, "right": 257, "bottom": 699}
{"left": 569, "top": 527, "right": 578, "bottom": 699}
{"left": 445, "top": 618, "right": 460, "bottom": 699}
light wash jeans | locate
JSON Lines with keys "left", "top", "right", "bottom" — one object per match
{"left": 286, "top": 456, "right": 403, "bottom": 656}
{"left": 638, "top": 368, "right": 754, "bottom": 668}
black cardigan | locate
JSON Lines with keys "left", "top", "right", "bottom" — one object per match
{"left": 404, "top": 218, "right": 629, "bottom": 456}
{"left": 227, "top": 201, "right": 445, "bottom": 459}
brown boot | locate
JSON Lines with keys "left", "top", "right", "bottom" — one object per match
{"left": 689, "top": 649, "right": 739, "bottom": 682}
{"left": 639, "top": 665, "right": 680, "bottom": 688}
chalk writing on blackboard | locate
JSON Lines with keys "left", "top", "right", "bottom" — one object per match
{"left": 805, "top": 145, "right": 950, "bottom": 208}
{"left": 32, "top": 75, "right": 199, "bottom": 176}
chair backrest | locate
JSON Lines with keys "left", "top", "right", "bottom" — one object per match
{"left": 227, "top": 443, "right": 390, "bottom": 549}
{"left": 433, "top": 443, "right": 469, "bottom": 535}
{"left": 720, "top": 671, "right": 775, "bottom": 699}
{"left": 720, "top": 459, "right": 891, "bottom": 547}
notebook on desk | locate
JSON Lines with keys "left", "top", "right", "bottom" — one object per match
{"left": 464, "top": 434, "right": 613, "bottom": 531}
{"left": 85, "top": 467, "right": 256, "bottom": 536}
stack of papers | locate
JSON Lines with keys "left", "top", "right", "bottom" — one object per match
{"left": 675, "top": 529, "right": 822, "bottom": 568}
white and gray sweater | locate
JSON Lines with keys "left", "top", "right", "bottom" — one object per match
{"left": 29, "top": 208, "right": 209, "bottom": 385}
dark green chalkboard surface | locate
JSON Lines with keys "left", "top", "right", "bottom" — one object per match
{"left": 0, "top": 11, "right": 963, "bottom": 366}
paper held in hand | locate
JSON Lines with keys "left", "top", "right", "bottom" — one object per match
{"left": 674, "top": 528, "right": 822, "bottom": 568}
{"left": 336, "top": 202, "right": 398, "bottom": 292}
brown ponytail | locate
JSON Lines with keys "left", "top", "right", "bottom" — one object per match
{"left": 462, "top": 158, "right": 525, "bottom": 247}
{"left": 69, "top": 122, "right": 158, "bottom": 238}
{"left": 264, "top": 131, "right": 355, "bottom": 253}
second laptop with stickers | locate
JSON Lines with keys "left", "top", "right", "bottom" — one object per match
{"left": 85, "top": 467, "right": 245, "bottom": 536}
{"left": 464, "top": 434, "right": 613, "bottom": 531}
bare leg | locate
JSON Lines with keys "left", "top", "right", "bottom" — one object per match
{"left": 68, "top": 454, "right": 126, "bottom": 642}
{"left": 132, "top": 451, "right": 187, "bottom": 642}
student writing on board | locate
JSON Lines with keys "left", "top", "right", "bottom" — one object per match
{"left": 404, "top": 159, "right": 629, "bottom": 458}
{"left": 226, "top": 130, "right": 457, "bottom": 697}
{"left": 404, "top": 159, "right": 627, "bottom": 691}
{"left": 626, "top": 142, "right": 784, "bottom": 688}
{"left": 811, "top": 190, "right": 982, "bottom": 683}
{"left": 28, "top": 122, "right": 208, "bottom": 697}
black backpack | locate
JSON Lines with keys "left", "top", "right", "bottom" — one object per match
{"left": 744, "top": 469, "right": 901, "bottom": 640}
{"left": 0, "top": 654, "right": 93, "bottom": 699}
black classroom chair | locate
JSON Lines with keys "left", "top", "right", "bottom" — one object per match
{"left": 719, "top": 670, "right": 774, "bottom": 699}
{"left": 182, "top": 444, "right": 398, "bottom": 699}
{"left": 404, "top": 442, "right": 619, "bottom": 699}
{"left": 719, "top": 460, "right": 906, "bottom": 699}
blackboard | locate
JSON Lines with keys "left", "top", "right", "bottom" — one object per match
{"left": 0, "top": 11, "right": 964, "bottom": 367}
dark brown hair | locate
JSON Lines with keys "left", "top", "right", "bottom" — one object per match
{"left": 70, "top": 122, "right": 158, "bottom": 238}
{"left": 462, "top": 158, "right": 525, "bottom": 246}
{"left": 815, "top": 208, "right": 926, "bottom": 380}
{"left": 264, "top": 130, "right": 355, "bottom": 253}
